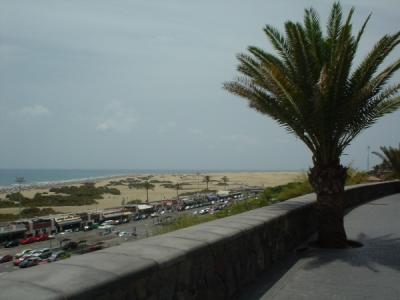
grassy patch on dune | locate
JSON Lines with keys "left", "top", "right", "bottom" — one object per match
{"left": 1, "top": 182, "right": 120, "bottom": 208}
{"left": 157, "top": 170, "right": 369, "bottom": 234}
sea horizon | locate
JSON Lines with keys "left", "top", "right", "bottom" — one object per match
{"left": 0, "top": 168, "right": 304, "bottom": 188}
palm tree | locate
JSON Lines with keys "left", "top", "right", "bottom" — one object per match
{"left": 203, "top": 175, "right": 211, "bottom": 191}
{"left": 144, "top": 181, "right": 155, "bottom": 203}
{"left": 221, "top": 176, "right": 229, "bottom": 189}
{"left": 224, "top": 2, "right": 400, "bottom": 248}
{"left": 175, "top": 183, "right": 182, "bottom": 201}
{"left": 373, "top": 144, "right": 400, "bottom": 178}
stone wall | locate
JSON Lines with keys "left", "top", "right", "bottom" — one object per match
{"left": 1, "top": 181, "right": 399, "bottom": 300}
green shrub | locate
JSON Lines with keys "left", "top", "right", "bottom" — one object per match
{"left": 4, "top": 183, "right": 120, "bottom": 207}
{"left": 346, "top": 168, "right": 369, "bottom": 185}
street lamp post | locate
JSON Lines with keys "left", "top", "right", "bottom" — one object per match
{"left": 367, "top": 146, "right": 371, "bottom": 172}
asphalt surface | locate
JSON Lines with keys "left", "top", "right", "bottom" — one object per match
{"left": 240, "top": 193, "right": 400, "bottom": 300}
{"left": 0, "top": 204, "right": 216, "bottom": 274}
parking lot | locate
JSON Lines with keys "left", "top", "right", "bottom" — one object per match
{"left": 0, "top": 196, "right": 248, "bottom": 274}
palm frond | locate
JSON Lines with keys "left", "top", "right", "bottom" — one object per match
{"left": 224, "top": 2, "right": 400, "bottom": 165}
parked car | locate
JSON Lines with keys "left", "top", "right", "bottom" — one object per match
{"left": 15, "top": 249, "right": 33, "bottom": 259}
{"left": 3, "top": 240, "right": 19, "bottom": 248}
{"left": 0, "top": 255, "right": 13, "bottom": 263}
{"left": 83, "top": 225, "right": 92, "bottom": 231}
{"left": 98, "top": 224, "right": 114, "bottom": 230}
{"left": 87, "top": 242, "right": 104, "bottom": 252}
{"left": 20, "top": 236, "right": 36, "bottom": 245}
{"left": 19, "top": 257, "right": 42, "bottom": 268}
{"left": 48, "top": 251, "right": 70, "bottom": 262}
{"left": 13, "top": 255, "right": 32, "bottom": 266}
{"left": 31, "top": 248, "right": 52, "bottom": 259}
{"left": 33, "top": 234, "right": 49, "bottom": 242}
{"left": 29, "top": 250, "right": 44, "bottom": 257}
{"left": 62, "top": 241, "right": 78, "bottom": 251}
{"left": 118, "top": 231, "right": 130, "bottom": 237}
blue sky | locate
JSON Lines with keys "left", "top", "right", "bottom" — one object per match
{"left": 0, "top": 0, "right": 399, "bottom": 171}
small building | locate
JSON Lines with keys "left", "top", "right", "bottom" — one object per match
{"left": 30, "top": 218, "right": 57, "bottom": 235}
{"left": 11, "top": 218, "right": 57, "bottom": 236}
{"left": 137, "top": 204, "right": 154, "bottom": 215}
{"left": 77, "top": 211, "right": 102, "bottom": 227}
{"left": 206, "top": 194, "right": 219, "bottom": 201}
{"left": 120, "top": 205, "right": 138, "bottom": 213}
{"left": 101, "top": 208, "right": 132, "bottom": 222}
{"left": 161, "top": 200, "right": 177, "bottom": 207}
{"left": 54, "top": 214, "right": 82, "bottom": 232}
{"left": 0, "top": 223, "right": 27, "bottom": 242}
{"left": 216, "top": 190, "right": 230, "bottom": 199}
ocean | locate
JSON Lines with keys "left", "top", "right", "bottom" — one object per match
{"left": 0, "top": 169, "right": 139, "bottom": 188}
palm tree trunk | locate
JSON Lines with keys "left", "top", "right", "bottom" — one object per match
{"left": 309, "top": 161, "right": 348, "bottom": 248}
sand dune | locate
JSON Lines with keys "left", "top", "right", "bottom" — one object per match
{"left": 0, "top": 171, "right": 304, "bottom": 214}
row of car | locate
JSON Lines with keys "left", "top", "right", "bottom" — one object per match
{"left": 0, "top": 248, "right": 71, "bottom": 269}
{"left": 14, "top": 250, "right": 71, "bottom": 268}
{"left": 3, "top": 233, "right": 51, "bottom": 248}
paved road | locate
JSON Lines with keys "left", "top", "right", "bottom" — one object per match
{"left": 241, "top": 193, "right": 400, "bottom": 300}
{"left": 0, "top": 204, "right": 217, "bottom": 274}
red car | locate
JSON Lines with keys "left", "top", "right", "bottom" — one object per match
{"left": 13, "top": 255, "right": 31, "bottom": 266}
{"left": 87, "top": 242, "right": 104, "bottom": 252}
{"left": 20, "top": 237, "right": 36, "bottom": 245}
{"left": 0, "top": 255, "right": 13, "bottom": 263}
{"left": 34, "top": 234, "right": 49, "bottom": 242}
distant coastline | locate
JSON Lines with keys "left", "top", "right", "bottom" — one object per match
{"left": 0, "top": 168, "right": 305, "bottom": 190}
{"left": 0, "top": 171, "right": 304, "bottom": 214}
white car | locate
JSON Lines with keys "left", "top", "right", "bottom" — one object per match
{"left": 118, "top": 231, "right": 130, "bottom": 237}
{"left": 99, "top": 224, "right": 114, "bottom": 230}
{"left": 15, "top": 249, "right": 33, "bottom": 259}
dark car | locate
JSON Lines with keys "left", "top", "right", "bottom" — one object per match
{"left": 87, "top": 242, "right": 104, "bottom": 252}
{"left": 0, "top": 255, "right": 13, "bottom": 263}
{"left": 19, "top": 257, "right": 41, "bottom": 268}
{"left": 62, "top": 241, "right": 78, "bottom": 251}
{"left": 3, "top": 240, "right": 19, "bottom": 248}
{"left": 48, "top": 251, "right": 70, "bottom": 262}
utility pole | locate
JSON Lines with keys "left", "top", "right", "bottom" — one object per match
{"left": 196, "top": 172, "right": 200, "bottom": 192}
{"left": 15, "top": 176, "right": 25, "bottom": 218}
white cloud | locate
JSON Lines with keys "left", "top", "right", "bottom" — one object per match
{"left": 18, "top": 105, "right": 51, "bottom": 117}
{"left": 96, "top": 116, "right": 137, "bottom": 132}
{"left": 96, "top": 100, "right": 138, "bottom": 132}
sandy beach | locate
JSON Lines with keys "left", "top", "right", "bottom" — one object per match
{"left": 0, "top": 171, "right": 304, "bottom": 214}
